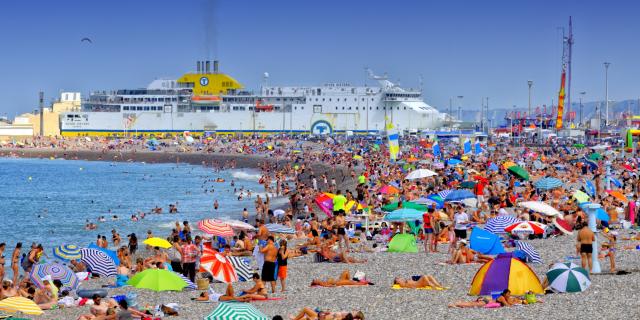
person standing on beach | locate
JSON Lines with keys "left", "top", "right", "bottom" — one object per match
{"left": 335, "top": 211, "right": 350, "bottom": 251}
{"left": 181, "top": 236, "right": 198, "bottom": 282}
{"left": 576, "top": 223, "right": 595, "bottom": 273}
{"left": 260, "top": 236, "right": 278, "bottom": 293}
{"left": 169, "top": 236, "right": 183, "bottom": 273}
{"left": 277, "top": 239, "right": 290, "bottom": 292}
{"left": 332, "top": 190, "right": 347, "bottom": 216}
{"left": 254, "top": 220, "right": 269, "bottom": 271}
{"left": 11, "top": 243, "right": 21, "bottom": 286}
{"left": 422, "top": 209, "right": 434, "bottom": 254}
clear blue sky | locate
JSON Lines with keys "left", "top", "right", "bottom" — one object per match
{"left": 1, "top": 0, "right": 638, "bottom": 116}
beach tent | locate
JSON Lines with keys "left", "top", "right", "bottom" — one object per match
{"left": 127, "top": 269, "right": 187, "bottom": 292}
{"left": 387, "top": 234, "right": 418, "bottom": 253}
{"left": 204, "top": 302, "right": 268, "bottom": 320}
{"left": 469, "top": 253, "right": 543, "bottom": 296}
{"left": 469, "top": 227, "right": 505, "bottom": 255}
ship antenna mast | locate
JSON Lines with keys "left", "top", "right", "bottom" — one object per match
{"left": 566, "top": 16, "right": 573, "bottom": 125}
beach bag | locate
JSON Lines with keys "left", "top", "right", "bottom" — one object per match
{"left": 525, "top": 292, "right": 537, "bottom": 304}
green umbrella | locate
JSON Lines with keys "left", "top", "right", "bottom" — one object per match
{"left": 460, "top": 181, "right": 476, "bottom": 189}
{"left": 205, "top": 302, "right": 269, "bottom": 320}
{"left": 546, "top": 262, "right": 590, "bottom": 293}
{"left": 588, "top": 152, "right": 602, "bottom": 160}
{"left": 381, "top": 201, "right": 427, "bottom": 212}
{"left": 507, "top": 165, "right": 530, "bottom": 181}
{"left": 572, "top": 143, "right": 585, "bottom": 148}
{"left": 126, "top": 269, "right": 187, "bottom": 292}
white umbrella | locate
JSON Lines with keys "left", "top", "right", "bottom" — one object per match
{"left": 220, "top": 219, "right": 255, "bottom": 231}
{"left": 405, "top": 169, "right": 438, "bottom": 180}
{"left": 518, "top": 201, "right": 562, "bottom": 217}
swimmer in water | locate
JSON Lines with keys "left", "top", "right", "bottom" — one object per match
{"left": 214, "top": 200, "right": 219, "bottom": 210}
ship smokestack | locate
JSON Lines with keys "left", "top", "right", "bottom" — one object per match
{"left": 205, "top": 61, "right": 211, "bottom": 73}
{"left": 213, "top": 60, "right": 219, "bottom": 73}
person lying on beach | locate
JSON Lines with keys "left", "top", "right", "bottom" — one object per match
{"left": 448, "top": 240, "right": 492, "bottom": 264}
{"left": 495, "top": 289, "right": 525, "bottom": 307}
{"left": 393, "top": 275, "right": 444, "bottom": 289}
{"left": 310, "top": 270, "right": 371, "bottom": 287}
{"left": 70, "top": 259, "right": 87, "bottom": 272}
{"left": 0, "top": 280, "right": 18, "bottom": 298}
{"left": 448, "top": 297, "right": 493, "bottom": 308}
{"left": 290, "top": 307, "right": 365, "bottom": 320}
{"left": 193, "top": 283, "right": 252, "bottom": 302}
{"left": 239, "top": 273, "right": 269, "bottom": 300}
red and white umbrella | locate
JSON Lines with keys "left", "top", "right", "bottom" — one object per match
{"left": 199, "top": 243, "right": 238, "bottom": 283}
{"left": 197, "top": 219, "right": 234, "bottom": 237}
{"left": 552, "top": 217, "right": 573, "bottom": 235}
{"left": 505, "top": 221, "right": 547, "bottom": 235}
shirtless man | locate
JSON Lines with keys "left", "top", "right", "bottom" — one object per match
{"left": 11, "top": 243, "right": 21, "bottom": 286}
{"left": 393, "top": 275, "right": 444, "bottom": 289}
{"left": 311, "top": 270, "right": 370, "bottom": 287}
{"left": 0, "top": 280, "right": 17, "bottom": 299}
{"left": 260, "top": 236, "right": 278, "bottom": 293}
{"left": 335, "top": 211, "right": 350, "bottom": 251}
{"left": 0, "top": 243, "right": 5, "bottom": 281}
{"left": 576, "top": 223, "right": 595, "bottom": 273}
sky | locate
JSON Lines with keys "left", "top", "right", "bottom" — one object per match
{"left": 1, "top": 0, "right": 639, "bottom": 117}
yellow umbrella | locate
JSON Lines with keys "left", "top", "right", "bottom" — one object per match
{"left": 353, "top": 155, "right": 363, "bottom": 160}
{"left": 503, "top": 161, "right": 516, "bottom": 169}
{"left": 143, "top": 237, "right": 172, "bottom": 249}
{"left": 572, "top": 190, "right": 590, "bottom": 203}
{"left": 0, "top": 296, "right": 43, "bottom": 315}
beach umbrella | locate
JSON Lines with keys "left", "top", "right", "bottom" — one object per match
{"left": 88, "top": 244, "right": 120, "bottom": 265}
{"left": 469, "top": 253, "right": 543, "bottom": 296}
{"left": 606, "top": 190, "right": 628, "bottom": 203}
{"left": 314, "top": 193, "right": 334, "bottom": 217}
{"left": 30, "top": 262, "right": 79, "bottom": 290}
{"left": 0, "top": 297, "right": 43, "bottom": 316}
{"left": 227, "top": 256, "right": 253, "bottom": 282}
{"left": 220, "top": 219, "right": 255, "bottom": 231}
{"left": 577, "top": 202, "right": 610, "bottom": 222}
{"left": 459, "top": 181, "right": 476, "bottom": 189}
{"left": 573, "top": 143, "right": 585, "bottom": 148}
{"left": 174, "top": 272, "right": 196, "bottom": 290}
{"left": 405, "top": 168, "right": 438, "bottom": 180}
{"left": 507, "top": 165, "right": 530, "bottom": 180}
{"left": 264, "top": 223, "right": 295, "bottom": 234}
{"left": 204, "top": 302, "right": 268, "bottom": 320}
{"left": 553, "top": 217, "right": 574, "bottom": 235}
{"left": 505, "top": 221, "right": 547, "bottom": 236}
{"left": 127, "top": 269, "right": 187, "bottom": 292}
{"left": 412, "top": 197, "right": 440, "bottom": 207}
{"left": 582, "top": 158, "right": 599, "bottom": 170}
{"left": 447, "top": 158, "right": 462, "bottom": 165}
{"left": 198, "top": 219, "right": 234, "bottom": 237}
{"left": 584, "top": 180, "right": 596, "bottom": 196}
{"left": 432, "top": 162, "right": 444, "bottom": 169}
{"left": 80, "top": 248, "right": 117, "bottom": 277}
{"left": 484, "top": 215, "right": 521, "bottom": 234}
{"left": 488, "top": 162, "right": 499, "bottom": 171}
{"left": 443, "top": 189, "right": 475, "bottom": 202}
{"left": 379, "top": 185, "right": 400, "bottom": 194}
{"left": 200, "top": 244, "right": 239, "bottom": 283}
{"left": 382, "top": 201, "right": 428, "bottom": 212}
{"left": 322, "top": 193, "right": 364, "bottom": 213}
{"left": 384, "top": 208, "right": 424, "bottom": 222}
{"left": 437, "top": 189, "right": 452, "bottom": 200}
{"left": 503, "top": 161, "right": 516, "bottom": 169}
{"left": 143, "top": 237, "right": 172, "bottom": 249}
{"left": 572, "top": 190, "right": 590, "bottom": 203}
{"left": 353, "top": 155, "right": 363, "bottom": 160}
{"left": 52, "top": 244, "right": 82, "bottom": 261}
{"left": 514, "top": 240, "right": 542, "bottom": 264}
{"left": 588, "top": 152, "right": 602, "bottom": 160}
{"left": 518, "top": 201, "right": 561, "bottom": 217}
{"left": 546, "top": 262, "right": 591, "bottom": 293}
{"left": 533, "top": 177, "right": 563, "bottom": 190}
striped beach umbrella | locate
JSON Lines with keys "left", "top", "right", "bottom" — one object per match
{"left": 546, "top": 262, "right": 591, "bottom": 293}
{"left": 30, "top": 262, "right": 80, "bottom": 290}
{"left": 174, "top": 272, "right": 196, "bottom": 290}
{"left": 200, "top": 243, "right": 238, "bottom": 284}
{"left": 53, "top": 244, "right": 82, "bottom": 261}
{"left": 484, "top": 215, "right": 520, "bottom": 234}
{"left": 227, "top": 256, "right": 253, "bottom": 282}
{"left": 198, "top": 219, "right": 234, "bottom": 237}
{"left": 514, "top": 241, "right": 542, "bottom": 264}
{"left": 0, "top": 297, "right": 43, "bottom": 315}
{"left": 505, "top": 221, "right": 547, "bottom": 236}
{"left": 204, "top": 302, "right": 268, "bottom": 320}
{"left": 264, "top": 223, "right": 295, "bottom": 234}
{"left": 437, "top": 189, "right": 452, "bottom": 200}
{"left": 533, "top": 177, "right": 563, "bottom": 190}
{"left": 80, "top": 248, "right": 117, "bottom": 277}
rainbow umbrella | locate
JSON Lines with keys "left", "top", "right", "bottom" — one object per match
{"left": 469, "top": 253, "right": 543, "bottom": 296}
{"left": 314, "top": 193, "right": 334, "bottom": 217}
{"left": 53, "top": 244, "right": 82, "bottom": 261}
{"left": 30, "top": 262, "right": 79, "bottom": 290}
{"left": 0, "top": 297, "right": 43, "bottom": 315}
{"left": 322, "top": 193, "right": 364, "bottom": 212}
{"left": 379, "top": 185, "right": 400, "bottom": 194}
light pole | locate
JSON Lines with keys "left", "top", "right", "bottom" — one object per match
{"left": 457, "top": 95, "right": 464, "bottom": 122}
{"left": 511, "top": 105, "right": 516, "bottom": 146}
{"left": 527, "top": 80, "right": 533, "bottom": 118}
{"left": 579, "top": 91, "right": 586, "bottom": 126}
{"left": 604, "top": 62, "right": 611, "bottom": 126}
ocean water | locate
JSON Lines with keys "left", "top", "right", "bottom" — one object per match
{"left": 0, "top": 157, "right": 272, "bottom": 252}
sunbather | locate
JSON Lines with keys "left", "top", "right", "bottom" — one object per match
{"left": 194, "top": 283, "right": 251, "bottom": 302}
{"left": 448, "top": 297, "right": 492, "bottom": 308}
{"left": 311, "top": 270, "right": 370, "bottom": 287}
{"left": 290, "top": 307, "right": 365, "bottom": 320}
{"left": 393, "top": 275, "right": 444, "bottom": 289}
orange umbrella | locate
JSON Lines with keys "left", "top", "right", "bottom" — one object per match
{"left": 606, "top": 190, "right": 628, "bottom": 203}
{"left": 199, "top": 243, "right": 238, "bottom": 283}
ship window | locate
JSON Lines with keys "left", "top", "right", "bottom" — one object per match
{"left": 371, "top": 98, "right": 374, "bottom": 101}
{"left": 383, "top": 107, "right": 386, "bottom": 110}
{"left": 342, "top": 107, "right": 345, "bottom": 110}
{"left": 356, "top": 107, "right": 358, "bottom": 110}
{"left": 329, "top": 98, "right": 332, "bottom": 102}
{"left": 294, "top": 107, "right": 297, "bottom": 110}
{"left": 144, "top": 106, "right": 150, "bottom": 111}
{"left": 354, "top": 98, "right": 357, "bottom": 102}
{"left": 344, "top": 98, "right": 346, "bottom": 102}
{"left": 348, "top": 107, "right": 352, "bottom": 110}
{"left": 322, "top": 98, "right": 325, "bottom": 102}
{"left": 123, "top": 106, "right": 129, "bottom": 110}
{"left": 404, "top": 107, "right": 407, "bottom": 110}
{"left": 362, "top": 98, "right": 364, "bottom": 101}
{"left": 137, "top": 106, "right": 143, "bottom": 111}
{"left": 301, "top": 107, "right": 304, "bottom": 110}
{"left": 370, "top": 107, "right": 372, "bottom": 110}
{"left": 335, "top": 107, "right": 337, "bottom": 110}
{"left": 397, "top": 107, "right": 400, "bottom": 110}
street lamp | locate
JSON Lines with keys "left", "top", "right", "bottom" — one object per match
{"left": 512, "top": 105, "right": 516, "bottom": 146}
{"left": 457, "top": 95, "right": 464, "bottom": 121}
{"left": 527, "top": 80, "right": 533, "bottom": 118}
{"left": 604, "top": 62, "right": 611, "bottom": 126}
{"left": 579, "top": 91, "right": 586, "bottom": 126}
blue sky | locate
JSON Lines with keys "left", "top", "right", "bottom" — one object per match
{"left": 0, "top": 0, "right": 638, "bottom": 117}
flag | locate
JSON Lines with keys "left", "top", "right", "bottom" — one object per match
{"left": 386, "top": 120, "right": 400, "bottom": 161}
{"left": 432, "top": 140, "right": 441, "bottom": 158}
{"left": 474, "top": 141, "right": 482, "bottom": 155}
{"left": 463, "top": 139, "right": 471, "bottom": 154}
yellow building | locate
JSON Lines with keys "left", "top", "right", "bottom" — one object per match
{"left": 13, "top": 92, "right": 81, "bottom": 137}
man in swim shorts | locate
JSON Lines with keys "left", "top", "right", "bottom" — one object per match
{"left": 576, "top": 223, "right": 595, "bottom": 273}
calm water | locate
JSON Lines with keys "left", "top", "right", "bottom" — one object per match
{"left": 0, "top": 157, "right": 273, "bottom": 252}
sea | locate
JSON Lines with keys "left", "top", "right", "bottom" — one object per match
{"left": 0, "top": 157, "right": 281, "bottom": 253}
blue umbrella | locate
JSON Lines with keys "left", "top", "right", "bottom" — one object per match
{"left": 447, "top": 158, "right": 462, "bottom": 165}
{"left": 534, "top": 177, "right": 564, "bottom": 190}
{"left": 426, "top": 194, "right": 444, "bottom": 209}
{"left": 88, "top": 244, "right": 120, "bottom": 266}
{"left": 488, "top": 163, "right": 499, "bottom": 171}
{"left": 384, "top": 208, "right": 424, "bottom": 222}
{"left": 584, "top": 180, "right": 596, "bottom": 196}
{"left": 443, "top": 189, "right": 475, "bottom": 202}
{"left": 611, "top": 178, "right": 623, "bottom": 188}
{"left": 264, "top": 224, "right": 295, "bottom": 234}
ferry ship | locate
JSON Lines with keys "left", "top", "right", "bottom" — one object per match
{"left": 60, "top": 61, "right": 452, "bottom": 137}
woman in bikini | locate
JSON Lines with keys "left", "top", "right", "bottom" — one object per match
{"left": 311, "top": 270, "right": 369, "bottom": 287}
{"left": 241, "top": 273, "right": 268, "bottom": 300}
{"left": 393, "top": 275, "right": 444, "bottom": 289}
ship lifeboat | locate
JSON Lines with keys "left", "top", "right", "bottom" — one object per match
{"left": 192, "top": 95, "right": 221, "bottom": 105}
{"left": 255, "top": 99, "right": 274, "bottom": 112}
